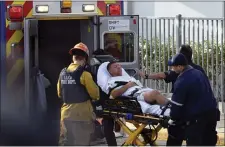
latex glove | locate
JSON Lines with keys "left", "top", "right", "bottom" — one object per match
{"left": 168, "top": 119, "right": 176, "bottom": 126}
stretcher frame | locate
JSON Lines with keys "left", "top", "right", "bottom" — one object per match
{"left": 98, "top": 97, "right": 169, "bottom": 146}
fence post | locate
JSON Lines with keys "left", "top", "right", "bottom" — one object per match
{"left": 175, "top": 14, "right": 182, "bottom": 53}
{"left": 222, "top": 1, "right": 225, "bottom": 113}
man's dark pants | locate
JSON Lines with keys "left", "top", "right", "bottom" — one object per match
{"left": 185, "top": 110, "right": 218, "bottom": 146}
{"left": 167, "top": 109, "right": 218, "bottom": 146}
{"left": 103, "top": 116, "right": 117, "bottom": 146}
{"left": 166, "top": 125, "right": 185, "bottom": 146}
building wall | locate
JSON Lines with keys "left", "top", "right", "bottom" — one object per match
{"left": 124, "top": 2, "right": 224, "bottom": 43}
{"left": 124, "top": 2, "right": 223, "bottom": 18}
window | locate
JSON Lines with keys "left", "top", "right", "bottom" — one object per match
{"left": 104, "top": 33, "right": 134, "bottom": 62}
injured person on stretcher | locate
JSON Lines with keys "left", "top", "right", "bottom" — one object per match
{"left": 97, "top": 61, "right": 171, "bottom": 117}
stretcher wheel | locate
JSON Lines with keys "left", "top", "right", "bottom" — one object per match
{"left": 141, "top": 128, "right": 158, "bottom": 146}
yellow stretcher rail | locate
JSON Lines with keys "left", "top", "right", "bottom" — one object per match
{"left": 102, "top": 110, "right": 165, "bottom": 146}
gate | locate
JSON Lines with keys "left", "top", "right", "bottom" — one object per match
{"left": 139, "top": 14, "right": 225, "bottom": 113}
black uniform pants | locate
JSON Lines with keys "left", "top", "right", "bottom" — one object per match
{"left": 103, "top": 116, "right": 117, "bottom": 146}
{"left": 166, "top": 125, "right": 185, "bottom": 146}
{"left": 185, "top": 109, "right": 218, "bottom": 146}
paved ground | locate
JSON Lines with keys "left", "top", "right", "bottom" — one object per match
{"left": 92, "top": 113, "right": 225, "bottom": 146}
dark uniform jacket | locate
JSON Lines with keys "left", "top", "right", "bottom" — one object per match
{"left": 170, "top": 66, "right": 217, "bottom": 121}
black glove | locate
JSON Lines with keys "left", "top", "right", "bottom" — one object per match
{"left": 160, "top": 117, "right": 170, "bottom": 128}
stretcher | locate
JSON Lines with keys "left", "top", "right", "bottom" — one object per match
{"left": 91, "top": 55, "right": 171, "bottom": 146}
{"left": 98, "top": 96, "right": 170, "bottom": 146}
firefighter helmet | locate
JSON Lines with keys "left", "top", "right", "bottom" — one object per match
{"left": 69, "top": 42, "right": 89, "bottom": 57}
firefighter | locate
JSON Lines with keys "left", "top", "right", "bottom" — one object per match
{"left": 57, "top": 42, "right": 99, "bottom": 146}
{"left": 139, "top": 44, "right": 207, "bottom": 146}
{"left": 167, "top": 53, "right": 218, "bottom": 146}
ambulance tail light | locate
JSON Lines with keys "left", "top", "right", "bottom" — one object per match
{"left": 36, "top": 5, "right": 49, "bottom": 13}
{"left": 133, "top": 18, "right": 136, "bottom": 24}
{"left": 61, "top": 0, "right": 72, "bottom": 13}
{"left": 108, "top": 4, "right": 121, "bottom": 16}
{"left": 7, "top": 5, "right": 23, "bottom": 21}
{"left": 82, "top": 4, "right": 95, "bottom": 12}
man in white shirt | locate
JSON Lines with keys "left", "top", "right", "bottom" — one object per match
{"left": 106, "top": 61, "right": 169, "bottom": 106}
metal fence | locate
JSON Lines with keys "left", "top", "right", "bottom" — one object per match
{"left": 139, "top": 14, "right": 225, "bottom": 113}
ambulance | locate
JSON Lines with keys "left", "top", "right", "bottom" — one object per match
{"left": 0, "top": 0, "right": 139, "bottom": 144}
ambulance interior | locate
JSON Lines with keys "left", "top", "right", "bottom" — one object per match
{"left": 28, "top": 19, "right": 94, "bottom": 144}
{"left": 38, "top": 20, "right": 80, "bottom": 116}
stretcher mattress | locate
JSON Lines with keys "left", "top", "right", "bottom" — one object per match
{"left": 97, "top": 62, "right": 171, "bottom": 117}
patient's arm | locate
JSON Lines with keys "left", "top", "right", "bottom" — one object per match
{"left": 111, "top": 82, "right": 136, "bottom": 98}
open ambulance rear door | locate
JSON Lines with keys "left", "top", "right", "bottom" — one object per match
{"left": 24, "top": 18, "right": 38, "bottom": 119}
{"left": 98, "top": 15, "right": 140, "bottom": 78}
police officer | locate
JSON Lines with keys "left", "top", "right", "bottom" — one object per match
{"left": 140, "top": 44, "right": 207, "bottom": 93}
{"left": 57, "top": 42, "right": 99, "bottom": 146}
{"left": 139, "top": 44, "right": 207, "bottom": 146}
{"left": 168, "top": 53, "right": 218, "bottom": 146}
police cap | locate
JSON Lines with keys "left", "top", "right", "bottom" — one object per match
{"left": 168, "top": 53, "right": 188, "bottom": 66}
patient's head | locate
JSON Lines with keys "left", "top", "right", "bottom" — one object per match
{"left": 107, "top": 61, "right": 122, "bottom": 76}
